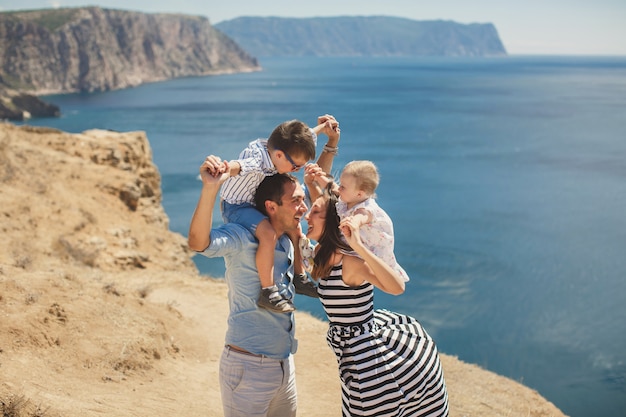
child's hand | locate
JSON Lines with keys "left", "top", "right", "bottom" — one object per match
{"left": 316, "top": 173, "right": 334, "bottom": 190}
{"left": 304, "top": 163, "right": 322, "bottom": 183}
{"left": 305, "top": 164, "right": 333, "bottom": 189}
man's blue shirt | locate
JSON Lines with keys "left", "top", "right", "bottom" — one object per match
{"left": 199, "top": 223, "right": 297, "bottom": 359}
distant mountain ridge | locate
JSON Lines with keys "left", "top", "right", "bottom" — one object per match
{"left": 215, "top": 16, "right": 507, "bottom": 57}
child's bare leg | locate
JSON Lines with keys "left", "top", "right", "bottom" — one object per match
{"left": 256, "top": 219, "right": 277, "bottom": 288}
{"left": 256, "top": 219, "right": 295, "bottom": 312}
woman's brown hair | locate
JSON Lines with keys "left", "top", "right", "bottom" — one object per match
{"left": 311, "top": 186, "right": 353, "bottom": 279}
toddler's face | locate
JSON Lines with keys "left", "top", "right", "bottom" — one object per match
{"left": 338, "top": 173, "right": 362, "bottom": 205}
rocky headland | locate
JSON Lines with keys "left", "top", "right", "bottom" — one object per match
{"left": 0, "top": 7, "right": 260, "bottom": 120}
{"left": 0, "top": 122, "right": 567, "bottom": 417}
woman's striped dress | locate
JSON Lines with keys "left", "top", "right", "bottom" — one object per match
{"left": 318, "top": 264, "right": 449, "bottom": 417}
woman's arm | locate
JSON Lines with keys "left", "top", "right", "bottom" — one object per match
{"left": 340, "top": 218, "right": 405, "bottom": 295}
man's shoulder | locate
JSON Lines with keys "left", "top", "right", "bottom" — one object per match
{"left": 221, "top": 224, "right": 290, "bottom": 245}
{"left": 210, "top": 223, "right": 256, "bottom": 246}
{"left": 216, "top": 222, "right": 255, "bottom": 236}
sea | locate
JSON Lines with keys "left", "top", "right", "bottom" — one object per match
{"left": 18, "top": 55, "right": 626, "bottom": 417}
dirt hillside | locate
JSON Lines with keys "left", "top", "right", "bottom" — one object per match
{"left": 0, "top": 123, "right": 567, "bottom": 417}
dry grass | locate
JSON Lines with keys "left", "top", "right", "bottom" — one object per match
{"left": 1, "top": 394, "right": 52, "bottom": 417}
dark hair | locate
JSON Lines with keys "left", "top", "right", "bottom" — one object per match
{"left": 267, "top": 120, "right": 316, "bottom": 161}
{"left": 311, "top": 186, "right": 353, "bottom": 279}
{"left": 254, "top": 173, "right": 298, "bottom": 216}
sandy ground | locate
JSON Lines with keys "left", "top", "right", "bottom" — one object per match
{"left": 0, "top": 123, "right": 567, "bottom": 416}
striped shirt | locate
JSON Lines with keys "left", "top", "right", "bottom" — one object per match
{"left": 220, "top": 139, "right": 276, "bottom": 205}
{"left": 220, "top": 129, "right": 318, "bottom": 205}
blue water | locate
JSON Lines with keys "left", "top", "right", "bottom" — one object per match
{"left": 19, "top": 56, "right": 626, "bottom": 417}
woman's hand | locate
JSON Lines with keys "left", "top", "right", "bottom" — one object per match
{"left": 341, "top": 216, "right": 405, "bottom": 295}
{"left": 339, "top": 216, "right": 363, "bottom": 248}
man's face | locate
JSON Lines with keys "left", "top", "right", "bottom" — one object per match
{"left": 272, "top": 181, "right": 308, "bottom": 233}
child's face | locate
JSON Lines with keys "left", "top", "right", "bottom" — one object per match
{"left": 275, "top": 149, "right": 307, "bottom": 173}
{"left": 338, "top": 173, "right": 364, "bottom": 205}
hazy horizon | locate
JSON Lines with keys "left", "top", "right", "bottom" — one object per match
{"left": 2, "top": 0, "right": 625, "bottom": 56}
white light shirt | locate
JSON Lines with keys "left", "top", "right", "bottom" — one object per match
{"left": 336, "top": 197, "right": 410, "bottom": 282}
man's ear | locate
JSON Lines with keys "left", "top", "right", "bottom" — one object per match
{"left": 265, "top": 200, "right": 277, "bottom": 215}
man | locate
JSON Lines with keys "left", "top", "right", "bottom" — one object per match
{"left": 188, "top": 159, "right": 309, "bottom": 417}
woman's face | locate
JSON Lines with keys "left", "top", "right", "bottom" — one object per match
{"left": 305, "top": 197, "right": 327, "bottom": 241}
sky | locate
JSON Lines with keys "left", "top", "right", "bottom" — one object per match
{"left": 1, "top": 0, "right": 626, "bottom": 55}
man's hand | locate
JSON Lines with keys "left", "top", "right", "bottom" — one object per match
{"left": 199, "top": 155, "right": 230, "bottom": 185}
{"left": 189, "top": 156, "right": 228, "bottom": 252}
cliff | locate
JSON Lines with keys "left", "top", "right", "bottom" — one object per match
{"left": 215, "top": 16, "right": 507, "bottom": 57}
{"left": 0, "top": 87, "right": 60, "bottom": 120}
{"left": 0, "top": 7, "right": 260, "bottom": 119}
{"left": 0, "top": 122, "right": 567, "bottom": 417}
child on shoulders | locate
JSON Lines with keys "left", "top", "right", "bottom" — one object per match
{"left": 204, "top": 115, "right": 339, "bottom": 312}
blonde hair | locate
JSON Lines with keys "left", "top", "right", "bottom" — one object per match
{"left": 341, "top": 160, "right": 379, "bottom": 196}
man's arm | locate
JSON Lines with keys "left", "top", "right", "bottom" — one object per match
{"left": 188, "top": 156, "right": 230, "bottom": 252}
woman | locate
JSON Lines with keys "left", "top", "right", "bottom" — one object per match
{"left": 304, "top": 188, "right": 449, "bottom": 417}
